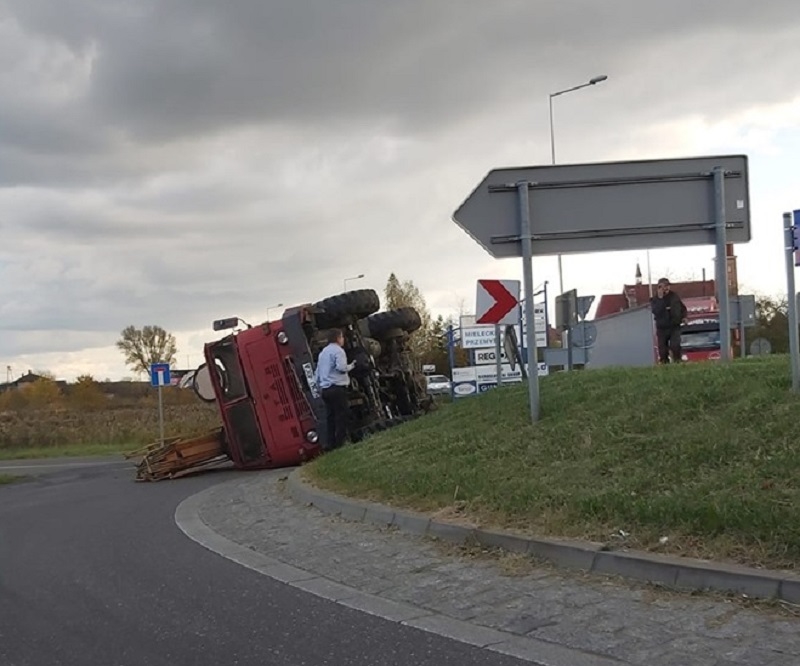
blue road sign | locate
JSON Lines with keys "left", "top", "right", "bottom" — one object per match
{"left": 150, "top": 363, "right": 171, "bottom": 387}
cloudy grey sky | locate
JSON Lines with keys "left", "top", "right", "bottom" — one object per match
{"left": 2, "top": 0, "right": 800, "bottom": 380}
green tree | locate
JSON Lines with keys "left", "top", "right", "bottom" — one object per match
{"left": 420, "top": 314, "right": 448, "bottom": 372}
{"left": 384, "top": 273, "right": 434, "bottom": 357}
{"left": 749, "top": 295, "right": 790, "bottom": 354}
{"left": 418, "top": 314, "right": 468, "bottom": 374}
{"left": 116, "top": 325, "right": 178, "bottom": 375}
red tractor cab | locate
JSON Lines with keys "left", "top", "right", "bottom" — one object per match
{"left": 202, "top": 315, "right": 323, "bottom": 469}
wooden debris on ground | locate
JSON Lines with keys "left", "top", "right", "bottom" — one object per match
{"left": 126, "top": 427, "right": 231, "bottom": 481}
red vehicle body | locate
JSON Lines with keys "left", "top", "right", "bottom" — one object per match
{"left": 652, "top": 296, "right": 728, "bottom": 363}
{"left": 203, "top": 312, "right": 323, "bottom": 470}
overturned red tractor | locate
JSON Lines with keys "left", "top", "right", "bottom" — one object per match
{"left": 164, "top": 289, "right": 433, "bottom": 476}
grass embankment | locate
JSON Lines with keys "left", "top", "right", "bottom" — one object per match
{"left": 308, "top": 356, "right": 800, "bottom": 569}
{"left": 0, "top": 403, "right": 221, "bottom": 460}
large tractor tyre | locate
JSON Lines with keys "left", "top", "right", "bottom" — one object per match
{"left": 313, "top": 289, "right": 380, "bottom": 329}
{"left": 367, "top": 307, "right": 422, "bottom": 339}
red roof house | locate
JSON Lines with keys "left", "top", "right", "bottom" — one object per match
{"left": 595, "top": 279, "right": 716, "bottom": 319}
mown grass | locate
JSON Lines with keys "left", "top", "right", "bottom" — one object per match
{"left": 308, "top": 355, "right": 800, "bottom": 569}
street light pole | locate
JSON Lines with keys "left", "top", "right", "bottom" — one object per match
{"left": 549, "top": 94, "right": 557, "bottom": 165}
{"left": 344, "top": 273, "right": 365, "bottom": 291}
{"left": 548, "top": 74, "right": 608, "bottom": 295}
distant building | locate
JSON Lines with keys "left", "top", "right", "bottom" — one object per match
{"left": 595, "top": 278, "right": 716, "bottom": 319}
{"left": 588, "top": 267, "right": 722, "bottom": 369}
{"left": 0, "top": 370, "right": 68, "bottom": 394}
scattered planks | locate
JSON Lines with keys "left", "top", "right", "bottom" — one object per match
{"left": 127, "top": 427, "right": 231, "bottom": 481}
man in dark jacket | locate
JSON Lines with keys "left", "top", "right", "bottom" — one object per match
{"left": 650, "top": 278, "right": 687, "bottom": 364}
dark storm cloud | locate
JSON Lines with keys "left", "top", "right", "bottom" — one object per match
{"left": 90, "top": 0, "right": 800, "bottom": 138}
{"left": 1, "top": 0, "right": 799, "bottom": 367}
{"left": 5, "top": 0, "right": 799, "bottom": 146}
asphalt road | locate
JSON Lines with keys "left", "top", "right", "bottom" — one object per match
{"left": 0, "top": 461, "right": 528, "bottom": 666}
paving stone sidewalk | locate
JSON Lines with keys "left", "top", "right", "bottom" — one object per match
{"left": 196, "top": 472, "right": 800, "bottom": 666}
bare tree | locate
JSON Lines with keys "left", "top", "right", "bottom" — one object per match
{"left": 116, "top": 325, "right": 178, "bottom": 375}
{"left": 447, "top": 292, "right": 469, "bottom": 319}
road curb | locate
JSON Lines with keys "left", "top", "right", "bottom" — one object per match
{"left": 288, "top": 469, "right": 800, "bottom": 604}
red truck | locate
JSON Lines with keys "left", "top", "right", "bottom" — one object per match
{"left": 189, "top": 289, "right": 433, "bottom": 472}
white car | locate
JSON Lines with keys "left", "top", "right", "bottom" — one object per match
{"left": 425, "top": 374, "right": 452, "bottom": 395}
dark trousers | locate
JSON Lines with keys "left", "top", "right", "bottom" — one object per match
{"left": 657, "top": 327, "right": 682, "bottom": 364}
{"left": 321, "top": 385, "right": 349, "bottom": 451}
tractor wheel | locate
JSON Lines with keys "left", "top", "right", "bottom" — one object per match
{"left": 313, "top": 289, "right": 381, "bottom": 329}
{"left": 367, "top": 307, "right": 422, "bottom": 339}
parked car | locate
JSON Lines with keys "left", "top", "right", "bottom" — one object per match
{"left": 425, "top": 374, "right": 452, "bottom": 395}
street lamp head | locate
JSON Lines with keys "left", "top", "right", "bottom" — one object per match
{"left": 343, "top": 274, "right": 366, "bottom": 291}
{"left": 589, "top": 75, "right": 608, "bottom": 85}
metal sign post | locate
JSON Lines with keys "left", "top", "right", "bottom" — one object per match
{"left": 713, "top": 167, "right": 732, "bottom": 362}
{"left": 728, "top": 295, "right": 756, "bottom": 358}
{"left": 452, "top": 155, "right": 753, "bottom": 420}
{"left": 555, "top": 290, "right": 577, "bottom": 371}
{"left": 541, "top": 282, "right": 550, "bottom": 344}
{"left": 785, "top": 212, "right": 800, "bottom": 392}
{"left": 740, "top": 319, "right": 746, "bottom": 358}
{"left": 517, "top": 181, "right": 540, "bottom": 422}
{"left": 566, "top": 329, "right": 573, "bottom": 372}
{"left": 150, "top": 363, "right": 171, "bottom": 445}
{"left": 447, "top": 326, "right": 456, "bottom": 401}
{"left": 158, "top": 382, "right": 165, "bottom": 445}
{"left": 494, "top": 323, "right": 502, "bottom": 390}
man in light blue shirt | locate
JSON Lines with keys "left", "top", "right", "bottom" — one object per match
{"left": 315, "top": 328, "right": 356, "bottom": 450}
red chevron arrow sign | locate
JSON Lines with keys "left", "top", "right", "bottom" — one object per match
{"left": 475, "top": 279, "right": 520, "bottom": 325}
